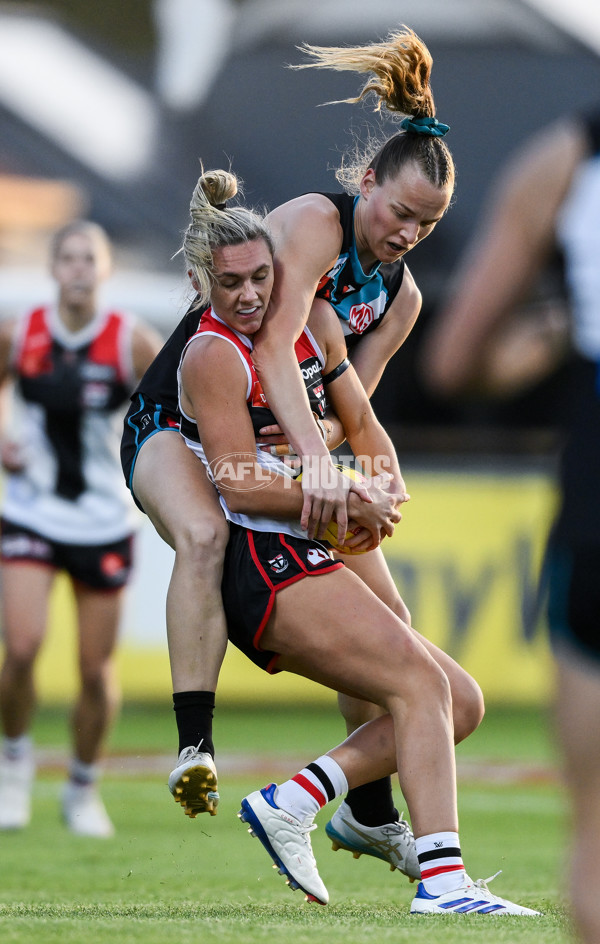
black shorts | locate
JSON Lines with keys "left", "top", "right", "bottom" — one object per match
{"left": 222, "top": 523, "right": 344, "bottom": 673}
{"left": 121, "top": 393, "right": 180, "bottom": 511}
{"left": 0, "top": 518, "right": 134, "bottom": 590}
{"left": 546, "top": 535, "right": 600, "bottom": 664}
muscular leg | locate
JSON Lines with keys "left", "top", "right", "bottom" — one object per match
{"left": 263, "top": 567, "right": 457, "bottom": 838}
{"left": 0, "top": 563, "right": 54, "bottom": 737}
{"left": 132, "top": 431, "right": 229, "bottom": 699}
{"left": 238, "top": 552, "right": 538, "bottom": 914}
{"left": 133, "top": 431, "right": 228, "bottom": 815}
{"left": 333, "top": 548, "right": 483, "bottom": 832}
{"left": 337, "top": 548, "right": 484, "bottom": 743}
{"left": 0, "top": 562, "right": 54, "bottom": 829}
{"left": 555, "top": 653, "right": 600, "bottom": 944}
{"left": 71, "top": 582, "right": 123, "bottom": 765}
{"left": 57, "top": 579, "right": 123, "bottom": 837}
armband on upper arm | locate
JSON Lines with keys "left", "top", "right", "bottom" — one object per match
{"left": 323, "top": 357, "right": 350, "bottom": 385}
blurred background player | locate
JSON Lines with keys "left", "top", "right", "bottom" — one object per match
{"left": 0, "top": 220, "right": 162, "bottom": 837}
{"left": 421, "top": 108, "right": 600, "bottom": 943}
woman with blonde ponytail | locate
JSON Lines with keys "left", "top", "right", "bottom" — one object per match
{"left": 121, "top": 29, "right": 482, "bottom": 883}
{"left": 173, "top": 159, "right": 538, "bottom": 915}
{"left": 252, "top": 26, "right": 468, "bottom": 871}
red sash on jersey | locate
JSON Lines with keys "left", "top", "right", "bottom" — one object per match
{"left": 16, "top": 307, "right": 52, "bottom": 378}
{"left": 195, "top": 308, "right": 321, "bottom": 410}
{"left": 16, "top": 307, "right": 127, "bottom": 383}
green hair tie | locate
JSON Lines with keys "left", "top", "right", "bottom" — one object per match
{"left": 400, "top": 116, "right": 450, "bottom": 137}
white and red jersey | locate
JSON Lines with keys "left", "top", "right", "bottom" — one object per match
{"left": 178, "top": 308, "right": 327, "bottom": 539}
{"left": 3, "top": 305, "right": 140, "bottom": 544}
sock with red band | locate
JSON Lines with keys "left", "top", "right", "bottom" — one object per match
{"left": 415, "top": 831, "right": 466, "bottom": 895}
{"left": 274, "top": 755, "right": 348, "bottom": 820}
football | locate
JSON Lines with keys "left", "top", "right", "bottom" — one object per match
{"left": 298, "top": 464, "right": 370, "bottom": 555}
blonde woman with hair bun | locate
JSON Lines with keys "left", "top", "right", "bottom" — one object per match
{"left": 170, "top": 160, "right": 539, "bottom": 916}
{"left": 121, "top": 29, "right": 482, "bottom": 884}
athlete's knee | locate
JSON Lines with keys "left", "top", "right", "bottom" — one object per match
{"left": 173, "top": 513, "right": 229, "bottom": 565}
{"left": 390, "top": 634, "right": 452, "bottom": 713}
{"left": 2, "top": 639, "right": 40, "bottom": 670}
{"left": 78, "top": 658, "right": 117, "bottom": 698}
{"left": 452, "top": 673, "right": 485, "bottom": 743}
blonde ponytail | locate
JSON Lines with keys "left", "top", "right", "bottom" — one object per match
{"left": 293, "top": 27, "right": 435, "bottom": 118}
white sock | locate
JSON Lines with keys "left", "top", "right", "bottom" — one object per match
{"left": 3, "top": 735, "right": 32, "bottom": 761}
{"left": 415, "top": 831, "right": 466, "bottom": 895}
{"left": 275, "top": 755, "right": 348, "bottom": 821}
{"left": 69, "top": 758, "right": 99, "bottom": 786}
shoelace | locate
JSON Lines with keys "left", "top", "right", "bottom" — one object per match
{"left": 379, "top": 812, "right": 414, "bottom": 844}
{"left": 179, "top": 741, "right": 206, "bottom": 763}
{"left": 472, "top": 870, "right": 503, "bottom": 895}
{"left": 392, "top": 813, "right": 414, "bottom": 839}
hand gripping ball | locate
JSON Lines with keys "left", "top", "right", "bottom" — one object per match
{"left": 297, "top": 464, "right": 369, "bottom": 554}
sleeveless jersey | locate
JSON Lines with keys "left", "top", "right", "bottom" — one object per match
{"left": 178, "top": 308, "right": 326, "bottom": 539}
{"left": 552, "top": 108, "right": 600, "bottom": 544}
{"left": 3, "top": 305, "right": 140, "bottom": 544}
{"left": 129, "top": 304, "right": 202, "bottom": 423}
{"left": 314, "top": 192, "right": 406, "bottom": 353}
{"left": 129, "top": 192, "right": 405, "bottom": 424}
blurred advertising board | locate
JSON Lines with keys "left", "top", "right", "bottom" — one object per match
{"left": 30, "top": 464, "right": 557, "bottom": 705}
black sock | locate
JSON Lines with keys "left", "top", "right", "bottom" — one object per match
{"left": 345, "top": 777, "right": 399, "bottom": 827}
{"left": 172, "top": 690, "right": 215, "bottom": 758}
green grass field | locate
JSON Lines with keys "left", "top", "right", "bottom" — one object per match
{"left": 0, "top": 702, "right": 573, "bottom": 943}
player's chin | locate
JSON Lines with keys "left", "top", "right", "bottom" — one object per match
{"left": 234, "top": 318, "right": 262, "bottom": 335}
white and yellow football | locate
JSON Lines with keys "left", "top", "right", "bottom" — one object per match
{"left": 298, "top": 464, "right": 370, "bottom": 555}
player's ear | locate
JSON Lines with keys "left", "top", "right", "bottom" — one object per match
{"left": 360, "top": 168, "right": 376, "bottom": 199}
{"left": 188, "top": 270, "right": 201, "bottom": 294}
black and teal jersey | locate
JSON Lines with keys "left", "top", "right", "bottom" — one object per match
{"left": 314, "top": 192, "right": 406, "bottom": 354}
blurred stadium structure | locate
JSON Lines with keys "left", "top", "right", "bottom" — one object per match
{"left": 0, "top": 0, "right": 599, "bottom": 440}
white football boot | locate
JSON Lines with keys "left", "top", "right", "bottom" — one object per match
{"left": 0, "top": 750, "right": 35, "bottom": 830}
{"left": 239, "top": 783, "right": 328, "bottom": 904}
{"left": 325, "top": 800, "right": 420, "bottom": 880}
{"left": 168, "top": 745, "right": 219, "bottom": 817}
{"left": 62, "top": 781, "right": 115, "bottom": 838}
{"left": 410, "top": 872, "right": 541, "bottom": 915}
